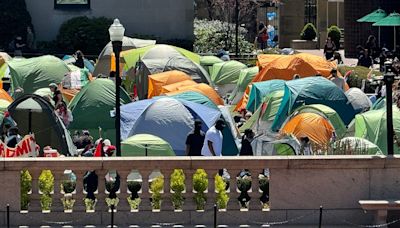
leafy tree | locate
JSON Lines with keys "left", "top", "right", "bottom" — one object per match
{"left": 0, "top": 0, "right": 33, "bottom": 49}
{"left": 300, "top": 23, "right": 317, "bottom": 41}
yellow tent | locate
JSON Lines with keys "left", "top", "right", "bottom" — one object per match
{"left": 281, "top": 112, "right": 334, "bottom": 145}
{"left": 161, "top": 79, "right": 197, "bottom": 94}
{"left": 165, "top": 83, "right": 224, "bottom": 106}
{"left": 148, "top": 70, "right": 192, "bottom": 98}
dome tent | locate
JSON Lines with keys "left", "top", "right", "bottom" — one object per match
{"left": 121, "top": 134, "right": 175, "bottom": 156}
{"left": 210, "top": 60, "right": 247, "bottom": 95}
{"left": 229, "top": 66, "right": 259, "bottom": 104}
{"left": 6, "top": 94, "right": 76, "bottom": 155}
{"left": 120, "top": 97, "right": 238, "bottom": 156}
{"left": 68, "top": 78, "right": 131, "bottom": 144}
{"left": 147, "top": 70, "right": 192, "bottom": 98}
{"left": 200, "top": 55, "right": 224, "bottom": 75}
{"left": 165, "top": 83, "right": 224, "bottom": 106}
{"left": 345, "top": 87, "right": 372, "bottom": 113}
{"left": 245, "top": 80, "right": 285, "bottom": 113}
{"left": 168, "top": 91, "right": 218, "bottom": 109}
{"left": 333, "top": 137, "right": 382, "bottom": 155}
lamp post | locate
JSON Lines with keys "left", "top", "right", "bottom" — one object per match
{"left": 383, "top": 62, "right": 395, "bottom": 155}
{"left": 109, "top": 19, "right": 125, "bottom": 157}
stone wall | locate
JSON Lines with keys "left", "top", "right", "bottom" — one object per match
{"left": 279, "top": 0, "right": 305, "bottom": 48}
{"left": 25, "top": 0, "right": 194, "bottom": 43}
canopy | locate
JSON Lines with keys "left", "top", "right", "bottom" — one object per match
{"left": 121, "top": 134, "right": 175, "bottom": 156}
{"left": 200, "top": 56, "right": 224, "bottom": 74}
{"left": 229, "top": 66, "right": 259, "bottom": 104}
{"left": 210, "top": 60, "right": 247, "bottom": 85}
{"left": 373, "top": 12, "right": 400, "bottom": 51}
{"left": 8, "top": 55, "right": 71, "bottom": 95}
{"left": 357, "top": 9, "right": 387, "bottom": 23}
{"left": 168, "top": 91, "right": 218, "bottom": 109}
{"left": 333, "top": 137, "right": 382, "bottom": 155}
{"left": 120, "top": 97, "right": 222, "bottom": 155}
{"left": 281, "top": 112, "right": 335, "bottom": 145}
{"left": 6, "top": 94, "right": 76, "bottom": 155}
{"left": 272, "top": 77, "right": 356, "bottom": 131}
{"left": 161, "top": 80, "right": 197, "bottom": 94}
{"left": 292, "top": 104, "right": 346, "bottom": 138}
{"left": 93, "top": 36, "right": 156, "bottom": 77}
{"left": 165, "top": 83, "right": 224, "bottom": 106}
{"left": 246, "top": 80, "right": 285, "bottom": 112}
{"left": 68, "top": 78, "right": 131, "bottom": 144}
{"left": 148, "top": 70, "right": 192, "bottom": 98}
{"left": 345, "top": 87, "right": 372, "bottom": 113}
{"left": 354, "top": 106, "right": 400, "bottom": 154}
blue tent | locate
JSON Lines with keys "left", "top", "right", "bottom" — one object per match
{"left": 121, "top": 97, "right": 238, "bottom": 155}
{"left": 168, "top": 91, "right": 218, "bottom": 109}
{"left": 271, "top": 77, "right": 357, "bottom": 131}
{"left": 246, "top": 80, "right": 285, "bottom": 112}
{"left": 63, "top": 55, "right": 95, "bottom": 73}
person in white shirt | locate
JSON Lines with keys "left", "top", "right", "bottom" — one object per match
{"left": 201, "top": 119, "right": 226, "bottom": 156}
{"left": 330, "top": 69, "right": 345, "bottom": 91}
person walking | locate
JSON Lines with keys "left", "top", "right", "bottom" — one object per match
{"left": 201, "top": 119, "right": 225, "bottom": 156}
{"left": 240, "top": 129, "right": 254, "bottom": 156}
{"left": 186, "top": 119, "right": 205, "bottom": 156}
{"left": 323, "top": 37, "right": 336, "bottom": 60}
{"left": 257, "top": 22, "right": 268, "bottom": 50}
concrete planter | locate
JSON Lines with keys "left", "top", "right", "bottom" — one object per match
{"left": 290, "top": 39, "right": 318, "bottom": 50}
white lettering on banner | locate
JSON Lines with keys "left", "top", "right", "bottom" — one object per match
{"left": 0, "top": 135, "right": 37, "bottom": 157}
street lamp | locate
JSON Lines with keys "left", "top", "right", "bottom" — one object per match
{"left": 383, "top": 62, "right": 395, "bottom": 155}
{"left": 109, "top": 18, "right": 125, "bottom": 157}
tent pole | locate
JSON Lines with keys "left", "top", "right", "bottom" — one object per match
{"left": 395, "top": 27, "right": 397, "bottom": 52}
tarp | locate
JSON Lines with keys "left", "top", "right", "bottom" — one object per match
{"left": 272, "top": 77, "right": 357, "bottom": 131}
{"left": 354, "top": 106, "right": 400, "bottom": 154}
{"left": 93, "top": 36, "right": 156, "bottom": 77}
{"left": 68, "top": 78, "right": 131, "bottom": 144}
{"left": 148, "top": 70, "right": 192, "bottom": 98}
{"left": 345, "top": 87, "right": 373, "bottom": 113}
{"left": 281, "top": 112, "right": 335, "bottom": 145}
{"left": 120, "top": 97, "right": 222, "bottom": 155}
{"left": 200, "top": 56, "right": 224, "bottom": 74}
{"left": 168, "top": 91, "right": 218, "bottom": 109}
{"left": 245, "top": 80, "right": 285, "bottom": 112}
{"left": 333, "top": 137, "right": 382, "bottom": 155}
{"left": 6, "top": 94, "right": 76, "bottom": 155}
{"left": 121, "top": 134, "right": 175, "bottom": 156}
{"left": 8, "top": 55, "right": 71, "bottom": 96}
{"left": 210, "top": 60, "right": 247, "bottom": 85}
{"left": 229, "top": 66, "right": 259, "bottom": 104}
{"left": 165, "top": 83, "right": 224, "bottom": 106}
{"left": 292, "top": 104, "right": 347, "bottom": 138}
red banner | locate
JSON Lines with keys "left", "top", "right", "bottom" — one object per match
{"left": 0, "top": 135, "right": 37, "bottom": 157}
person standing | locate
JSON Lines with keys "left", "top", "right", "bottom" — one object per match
{"left": 201, "top": 119, "right": 225, "bottom": 156}
{"left": 323, "top": 37, "right": 336, "bottom": 60}
{"left": 26, "top": 26, "right": 36, "bottom": 52}
{"left": 330, "top": 69, "right": 345, "bottom": 91}
{"left": 14, "top": 36, "right": 26, "bottom": 57}
{"left": 55, "top": 102, "right": 73, "bottom": 128}
{"left": 186, "top": 119, "right": 205, "bottom": 156}
{"left": 74, "top": 50, "right": 85, "bottom": 69}
{"left": 240, "top": 129, "right": 254, "bottom": 156}
{"left": 257, "top": 22, "right": 268, "bottom": 50}
{"left": 5, "top": 126, "right": 22, "bottom": 148}
{"left": 365, "top": 35, "right": 377, "bottom": 58}
{"left": 49, "top": 83, "right": 63, "bottom": 106}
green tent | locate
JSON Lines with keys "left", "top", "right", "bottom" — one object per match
{"left": 121, "top": 134, "right": 175, "bottom": 156}
{"left": 229, "top": 66, "right": 259, "bottom": 104}
{"left": 246, "top": 80, "right": 285, "bottom": 113}
{"left": 8, "top": 55, "right": 71, "bottom": 96}
{"left": 200, "top": 56, "right": 224, "bottom": 75}
{"left": 332, "top": 137, "right": 382, "bottom": 155}
{"left": 168, "top": 91, "right": 218, "bottom": 109}
{"left": 372, "top": 97, "right": 386, "bottom": 110}
{"left": 210, "top": 60, "right": 247, "bottom": 85}
{"left": 68, "top": 78, "right": 131, "bottom": 144}
{"left": 240, "top": 90, "right": 284, "bottom": 133}
{"left": 354, "top": 105, "right": 400, "bottom": 154}
{"left": 291, "top": 104, "right": 347, "bottom": 138}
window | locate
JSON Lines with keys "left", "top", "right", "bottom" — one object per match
{"left": 304, "top": 0, "right": 317, "bottom": 25}
{"left": 54, "top": 0, "right": 90, "bottom": 10}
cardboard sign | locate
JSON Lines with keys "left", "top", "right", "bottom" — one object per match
{"left": 0, "top": 135, "right": 37, "bottom": 157}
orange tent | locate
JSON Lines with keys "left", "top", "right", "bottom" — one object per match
{"left": 161, "top": 80, "right": 197, "bottom": 94}
{"left": 257, "top": 54, "right": 283, "bottom": 68}
{"left": 165, "top": 83, "right": 224, "bottom": 106}
{"left": 0, "top": 89, "right": 13, "bottom": 103}
{"left": 281, "top": 112, "right": 334, "bottom": 145}
{"left": 148, "top": 70, "right": 192, "bottom": 98}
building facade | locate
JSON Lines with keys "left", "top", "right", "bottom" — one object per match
{"left": 26, "top": 0, "right": 194, "bottom": 42}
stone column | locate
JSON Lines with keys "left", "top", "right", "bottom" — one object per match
{"left": 279, "top": 0, "right": 305, "bottom": 48}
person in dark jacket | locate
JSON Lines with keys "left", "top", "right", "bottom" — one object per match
{"left": 240, "top": 129, "right": 255, "bottom": 156}
{"left": 186, "top": 119, "right": 205, "bottom": 156}
{"left": 74, "top": 50, "right": 85, "bottom": 69}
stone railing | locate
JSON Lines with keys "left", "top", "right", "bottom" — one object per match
{"left": 1, "top": 155, "right": 399, "bottom": 227}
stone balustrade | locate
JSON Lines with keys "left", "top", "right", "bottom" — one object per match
{"left": 1, "top": 155, "right": 399, "bottom": 226}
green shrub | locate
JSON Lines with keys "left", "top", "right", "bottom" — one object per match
{"left": 39, "top": 170, "right": 54, "bottom": 211}
{"left": 170, "top": 169, "right": 185, "bottom": 210}
{"left": 337, "top": 65, "right": 382, "bottom": 92}
{"left": 300, "top": 23, "right": 317, "bottom": 41}
{"left": 127, "top": 197, "right": 141, "bottom": 210}
{"left": 127, "top": 181, "right": 141, "bottom": 199}
{"left": 215, "top": 174, "right": 229, "bottom": 209}
{"left": 84, "top": 198, "right": 96, "bottom": 211}
{"left": 61, "top": 196, "right": 75, "bottom": 211}
{"left": 62, "top": 180, "right": 76, "bottom": 194}
{"left": 56, "top": 16, "right": 113, "bottom": 55}
{"left": 327, "top": 25, "right": 341, "bottom": 49}
{"left": 259, "top": 173, "right": 270, "bottom": 209}
{"left": 150, "top": 176, "right": 164, "bottom": 210}
{"left": 193, "top": 169, "right": 208, "bottom": 210}
{"left": 21, "top": 170, "right": 32, "bottom": 210}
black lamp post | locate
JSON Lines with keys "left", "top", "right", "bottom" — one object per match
{"left": 383, "top": 62, "right": 395, "bottom": 155}
{"left": 109, "top": 19, "right": 125, "bottom": 157}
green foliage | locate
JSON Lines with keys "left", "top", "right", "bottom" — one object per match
{"left": 56, "top": 16, "right": 113, "bottom": 55}
{"left": 337, "top": 65, "right": 382, "bottom": 92}
{"left": 170, "top": 169, "right": 185, "bottom": 210}
{"left": 105, "top": 197, "right": 119, "bottom": 208}
{"left": 62, "top": 180, "right": 76, "bottom": 194}
{"left": 150, "top": 176, "right": 164, "bottom": 210}
{"left": 84, "top": 198, "right": 96, "bottom": 211}
{"left": 194, "top": 19, "right": 252, "bottom": 53}
{"left": 237, "top": 176, "right": 252, "bottom": 192}
{"left": 21, "top": 170, "right": 32, "bottom": 210}
{"left": 300, "top": 23, "right": 317, "bottom": 41}
{"left": 127, "top": 197, "right": 141, "bottom": 210}
{"left": 127, "top": 181, "right": 141, "bottom": 199}
{"left": 40, "top": 194, "right": 52, "bottom": 211}
{"left": 61, "top": 195, "right": 75, "bottom": 211}
{"left": 0, "top": 0, "right": 33, "bottom": 49}
{"left": 258, "top": 175, "right": 269, "bottom": 193}
{"left": 193, "top": 169, "right": 208, "bottom": 210}
{"left": 39, "top": 170, "right": 54, "bottom": 211}
{"left": 327, "top": 25, "right": 341, "bottom": 49}
{"left": 215, "top": 174, "right": 229, "bottom": 209}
